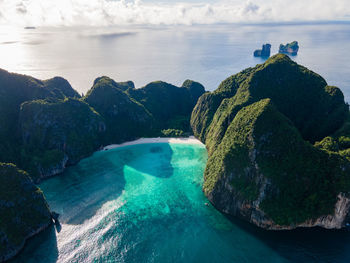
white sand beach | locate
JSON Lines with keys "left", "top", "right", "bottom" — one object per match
{"left": 103, "top": 136, "right": 204, "bottom": 150}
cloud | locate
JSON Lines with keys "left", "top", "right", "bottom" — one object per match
{"left": 0, "top": 0, "right": 349, "bottom": 27}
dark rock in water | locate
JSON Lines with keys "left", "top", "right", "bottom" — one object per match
{"left": 279, "top": 41, "right": 299, "bottom": 55}
{"left": 253, "top": 44, "right": 271, "bottom": 57}
{"left": 0, "top": 163, "right": 52, "bottom": 262}
{"left": 191, "top": 54, "right": 350, "bottom": 230}
{"left": 51, "top": 211, "right": 60, "bottom": 222}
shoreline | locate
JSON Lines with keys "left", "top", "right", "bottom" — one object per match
{"left": 102, "top": 136, "right": 204, "bottom": 150}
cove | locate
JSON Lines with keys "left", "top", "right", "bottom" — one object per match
{"left": 9, "top": 142, "right": 350, "bottom": 263}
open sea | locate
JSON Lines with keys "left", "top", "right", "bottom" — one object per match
{"left": 0, "top": 22, "right": 349, "bottom": 102}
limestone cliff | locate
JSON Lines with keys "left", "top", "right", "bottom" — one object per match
{"left": 192, "top": 54, "right": 350, "bottom": 230}
{"left": 19, "top": 98, "right": 105, "bottom": 181}
{"left": 279, "top": 41, "right": 299, "bottom": 55}
{"left": 84, "top": 76, "right": 154, "bottom": 145}
{"left": 0, "top": 163, "right": 52, "bottom": 262}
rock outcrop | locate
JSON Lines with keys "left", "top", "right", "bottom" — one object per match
{"left": 19, "top": 98, "right": 105, "bottom": 181}
{"left": 0, "top": 163, "right": 52, "bottom": 262}
{"left": 84, "top": 76, "right": 154, "bottom": 145}
{"left": 191, "top": 54, "right": 350, "bottom": 230}
{"left": 0, "top": 69, "right": 79, "bottom": 164}
{"left": 127, "top": 79, "right": 205, "bottom": 132}
{"left": 253, "top": 44, "right": 271, "bottom": 57}
{"left": 279, "top": 41, "right": 299, "bottom": 55}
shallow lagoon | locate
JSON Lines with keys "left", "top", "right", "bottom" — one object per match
{"left": 10, "top": 142, "right": 350, "bottom": 263}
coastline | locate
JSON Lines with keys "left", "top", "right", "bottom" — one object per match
{"left": 102, "top": 136, "right": 204, "bottom": 150}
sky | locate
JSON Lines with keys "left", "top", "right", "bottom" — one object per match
{"left": 0, "top": 0, "right": 349, "bottom": 27}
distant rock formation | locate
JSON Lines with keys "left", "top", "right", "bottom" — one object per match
{"left": 279, "top": 41, "right": 299, "bottom": 56}
{"left": 253, "top": 44, "right": 271, "bottom": 57}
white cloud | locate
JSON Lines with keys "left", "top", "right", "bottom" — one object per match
{"left": 0, "top": 0, "right": 349, "bottom": 27}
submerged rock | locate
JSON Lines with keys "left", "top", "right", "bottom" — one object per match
{"left": 253, "top": 44, "right": 271, "bottom": 57}
{"left": 191, "top": 54, "right": 350, "bottom": 230}
{"left": 51, "top": 211, "right": 60, "bottom": 222}
{"left": 279, "top": 41, "right": 299, "bottom": 55}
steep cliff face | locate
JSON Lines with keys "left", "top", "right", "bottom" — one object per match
{"left": 13, "top": 76, "right": 205, "bottom": 181}
{"left": 0, "top": 163, "right": 52, "bottom": 262}
{"left": 192, "top": 54, "right": 350, "bottom": 230}
{"left": 253, "top": 43, "right": 271, "bottom": 57}
{"left": 84, "top": 76, "right": 154, "bottom": 145}
{"left": 19, "top": 98, "right": 105, "bottom": 181}
{"left": 193, "top": 54, "right": 348, "bottom": 153}
{"left": 0, "top": 69, "right": 80, "bottom": 164}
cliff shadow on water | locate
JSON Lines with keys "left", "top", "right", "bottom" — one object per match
{"left": 7, "top": 143, "right": 175, "bottom": 262}
{"left": 8, "top": 226, "right": 58, "bottom": 263}
{"left": 39, "top": 143, "right": 174, "bottom": 226}
{"left": 38, "top": 143, "right": 174, "bottom": 225}
{"left": 226, "top": 215, "right": 350, "bottom": 262}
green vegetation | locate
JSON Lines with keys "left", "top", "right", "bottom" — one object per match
{"left": 161, "top": 129, "right": 184, "bottom": 137}
{"left": 315, "top": 112, "right": 350, "bottom": 161}
{"left": 128, "top": 79, "right": 205, "bottom": 132}
{"left": 84, "top": 76, "right": 154, "bottom": 145}
{"left": 279, "top": 41, "right": 299, "bottom": 55}
{"left": 0, "top": 163, "right": 51, "bottom": 261}
{"left": 193, "top": 54, "right": 348, "bottom": 154}
{"left": 0, "top": 72, "right": 205, "bottom": 182}
{"left": 19, "top": 98, "right": 104, "bottom": 181}
{"left": 43, "top": 77, "right": 81, "bottom": 98}
{"left": 193, "top": 54, "right": 350, "bottom": 228}
{"left": 0, "top": 69, "right": 80, "bottom": 164}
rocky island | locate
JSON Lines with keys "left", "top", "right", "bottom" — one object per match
{"left": 253, "top": 44, "right": 271, "bottom": 57}
{"left": 279, "top": 41, "right": 299, "bottom": 55}
{"left": 191, "top": 54, "right": 350, "bottom": 230}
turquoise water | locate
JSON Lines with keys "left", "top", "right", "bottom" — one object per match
{"left": 10, "top": 143, "right": 350, "bottom": 263}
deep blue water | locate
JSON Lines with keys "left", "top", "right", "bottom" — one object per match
{"left": 0, "top": 23, "right": 349, "bottom": 102}
{"left": 9, "top": 143, "right": 350, "bottom": 263}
